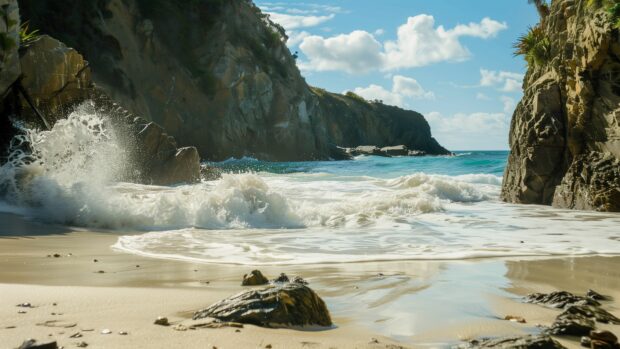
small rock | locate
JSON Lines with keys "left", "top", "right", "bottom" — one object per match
{"left": 172, "top": 324, "right": 187, "bottom": 331}
{"left": 273, "top": 273, "right": 289, "bottom": 283}
{"left": 587, "top": 290, "right": 609, "bottom": 301}
{"left": 96, "top": 270, "right": 105, "bottom": 274}
{"left": 93, "top": 259, "right": 98, "bottom": 263}
{"left": 456, "top": 335, "right": 565, "bottom": 349}
{"left": 242, "top": 270, "right": 269, "bottom": 286}
{"left": 266, "top": 345, "right": 272, "bottom": 349}
{"left": 118, "top": 331, "right": 128, "bottom": 335}
{"left": 69, "top": 332, "right": 82, "bottom": 338}
{"left": 53, "top": 254, "right": 61, "bottom": 258}
{"left": 590, "top": 330, "right": 618, "bottom": 345}
{"left": 154, "top": 316, "right": 169, "bottom": 326}
{"left": 235, "top": 329, "right": 241, "bottom": 332}
{"left": 100, "top": 329, "right": 112, "bottom": 334}
{"left": 5, "top": 325, "right": 16, "bottom": 329}
{"left": 591, "top": 340, "right": 613, "bottom": 349}
{"left": 76, "top": 342, "right": 88, "bottom": 348}
{"left": 581, "top": 336, "right": 591, "bottom": 348}
{"left": 504, "top": 315, "right": 526, "bottom": 323}
{"left": 377, "top": 273, "right": 384, "bottom": 277}
{"left": 18, "top": 310, "right": 27, "bottom": 314}
{"left": 17, "top": 339, "right": 58, "bottom": 349}
{"left": 52, "top": 303, "right": 57, "bottom": 306}
{"left": 17, "top": 302, "right": 32, "bottom": 308}
{"left": 292, "top": 276, "right": 308, "bottom": 285}
{"left": 370, "top": 338, "right": 379, "bottom": 344}
{"left": 135, "top": 265, "right": 140, "bottom": 268}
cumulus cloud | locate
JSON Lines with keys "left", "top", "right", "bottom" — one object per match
{"left": 296, "top": 15, "right": 506, "bottom": 74}
{"left": 351, "top": 75, "right": 434, "bottom": 108}
{"left": 383, "top": 16, "right": 507, "bottom": 70}
{"left": 266, "top": 13, "right": 335, "bottom": 30}
{"left": 480, "top": 69, "right": 523, "bottom": 92}
{"left": 299, "top": 31, "right": 384, "bottom": 74}
{"left": 425, "top": 111, "right": 510, "bottom": 149}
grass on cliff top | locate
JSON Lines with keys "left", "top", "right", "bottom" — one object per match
{"left": 513, "top": 25, "right": 550, "bottom": 67}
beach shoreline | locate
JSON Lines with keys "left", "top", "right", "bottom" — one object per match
{"left": 2, "top": 212, "right": 620, "bottom": 348}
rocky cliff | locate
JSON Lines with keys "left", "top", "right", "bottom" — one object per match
{"left": 17, "top": 0, "right": 448, "bottom": 161}
{"left": 502, "top": 0, "right": 620, "bottom": 211}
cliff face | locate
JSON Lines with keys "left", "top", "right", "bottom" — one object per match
{"left": 502, "top": 0, "right": 620, "bottom": 211}
{"left": 18, "top": 0, "right": 448, "bottom": 161}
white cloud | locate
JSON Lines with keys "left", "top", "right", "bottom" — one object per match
{"left": 383, "top": 16, "right": 507, "bottom": 70}
{"left": 299, "top": 31, "right": 384, "bottom": 74}
{"left": 288, "top": 31, "right": 311, "bottom": 46}
{"left": 374, "top": 28, "right": 385, "bottom": 36}
{"left": 297, "top": 15, "right": 507, "bottom": 74}
{"left": 480, "top": 69, "right": 524, "bottom": 92}
{"left": 425, "top": 111, "right": 510, "bottom": 150}
{"left": 501, "top": 96, "right": 516, "bottom": 113}
{"left": 476, "top": 92, "right": 491, "bottom": 100}
{"left": 266, "top": 13, "right": 335, "bottom": 30}
{"left": 351, "top": 75, "right": 434, "bottom": 108}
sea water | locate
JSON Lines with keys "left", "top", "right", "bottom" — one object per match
{"left": 1, "top": 105, "right": 620, "bottom": 265}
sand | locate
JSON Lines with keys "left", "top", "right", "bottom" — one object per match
{"left": 1, "top": 212, "right": 620, "bottom": 348}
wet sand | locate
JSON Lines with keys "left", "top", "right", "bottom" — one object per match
{"left": 1, "top": 212, "right": 620, "bottom": 348}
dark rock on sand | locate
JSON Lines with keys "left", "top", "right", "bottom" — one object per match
{"left": 241, "top": 270, "right": 269, "bottom": 286}
{"left": 587, "top": 290, "right": 610, "bottom": 301}
{"left": 590, "top": 330, "right": 618, "bottom": 345}
{"left": 273, "top": 273, "right": 290, "bottom": 283}
{"left": 193, "top": 283, "right": 332, "bottom": 328}
{"left": 591, "top": 340, "right": 614, "bottom": 349}
{"left": 581, "top": 336, "right": 592, "bottom": 348}
{"left": 292, "top": 276, "right": 308, "bottom": 285}
{"left": 456, "top": 335, "right": 566, "bottom": 349}
{"left": 548, "top": 312, "right": 595, "bottom": 336}
{"left": 561, "top": 305, "right": 620, "bottom": 324}
{"left": 17, "top": 339, "right": 58, "bottom": 349}
{"left": 525, "top": 291, "right": 600, "bottom": 309}
{"left": 154, "top": 316, "right": 169, "bottom": 326}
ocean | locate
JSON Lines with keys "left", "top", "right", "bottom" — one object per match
{"left": 1, "top": 108, "right": 620, "bottom": 265}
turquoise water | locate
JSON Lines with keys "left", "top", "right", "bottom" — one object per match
{"left": 210, "top": 151, "right": 508, "bottom": 178}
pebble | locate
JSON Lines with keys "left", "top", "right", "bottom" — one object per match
{"left": 100, "top": 329, "right": 112, "bottom": 334}
{"left": 76, "top": 342, "right": 88, "bottom": 348}
{"left": 93, "top": 259, "right": 98, "bottom": 263}
{"left": 118, "top": 331, "right": 128, "bottom": 335}
{"left": 370, "top": 338, "right": 379, "bottom": 344}
{"left": 590, "top": 330, "right": 618, "bottom": 344}
{"left": 172, "top": 324, "right": 188, "bottom": 331}
{"left": 53, "top": 254, "right": 61, "bottom": 258}
{"left": 18, "top": 310, "right": 27, "bottom": 314}
{"left": 235, "top": 329, "right": 241, "bottom": 333}
{"left": 135, "top": 265, "right": 140, "bottom": 268}
{"left": 154, "top": 316, "right": 169, "bottom": 326}
{"left": 581, "top": 336, "right": 591, "bottom": 348}
{"left": 96, "top": 270, "right": 105, "bottom": 274}
{"left": 505, "top": 315, "right": 527, "bottom": 323}
{"left": 266, "top": 345, "right": 272, "bottom": 349}
{"left": 17, "top": 302, "right": 32, "bottom": 308}
{"left": 69, "top": 332, "right": 82, "bottom": 338}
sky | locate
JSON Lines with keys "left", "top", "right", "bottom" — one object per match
{"left": 256, "top": 0, "right": 540, "bottom": 150}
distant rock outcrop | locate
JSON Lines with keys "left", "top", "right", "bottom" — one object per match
{"left": 17, "top": 0, "right": 449, "bottom": 161}
{"left": 502, "top": 0, "right": 620, "bottom": 211}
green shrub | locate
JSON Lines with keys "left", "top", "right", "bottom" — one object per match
{"left": 588, "top": 0, "right": 620, "bottom": 28}
{"left": 513, "top": 25, "right": 550, "bottom": 67}
{"left": 19, "top": 22, "right": 40, "bottom": 47}
{"left": 344, "top": 91, "right": 367, "bottom": 103}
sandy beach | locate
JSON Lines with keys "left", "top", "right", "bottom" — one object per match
{"left": 1, "top": 212, "right": 619, "bottom": 349}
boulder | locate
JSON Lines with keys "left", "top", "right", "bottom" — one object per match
{"left": 548, "top": 312, "right": 595, "bottom": 336}
{"left": 525, "top": 291, "right": 600, "bottom": 309}
{"left": 241, "top": 270, "right": 269, "bottom": 286}
{"left": 328, "top": 144, "right": 353, "bottom": 160}
{"left": 456, "top": 335, "right": 566, "bottom": 349}
{"left": 586, "top": 290, "right": 610, "bottom": 301}
{"left": 17, "top": 340, "right": 58, "bottom": 349}
{"left": 351, "top": 146, "right": 388, "bottom": 157}
{"left": 193, "top": 283, "right": 332, "bottom": 328}
{"left": 380, "top": 145, "right": 408, "bottom": 156}
{"left": 560, "top": 305, "right": 620, "bottom": 324}
{"left": 590, "top": 330, "right": 618, "bottom": 345}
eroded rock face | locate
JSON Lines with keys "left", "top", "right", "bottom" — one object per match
{"left": 502, "top": 0, "right": 620, "bottom": 211}
{"left": 193, "top": 283, "right": 332, "bottom": 328}
{"left": 525, "top": 291, "right": 600, "bottom": 309}
{"left": 19, "top": 0, "right": 450, "bottom": 161}
{"left": 1, "top": 34, "right": 200, "bottom": 185}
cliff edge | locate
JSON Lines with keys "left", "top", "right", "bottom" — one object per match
{"left": 502, "top": 0, "right": 620, "bottom": 211}
{"left": 17, "top": 0, "right": 448, "bottom": 161}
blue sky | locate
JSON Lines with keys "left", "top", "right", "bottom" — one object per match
{"left": 256, "top": 1, "right": 539, "bottom": 150}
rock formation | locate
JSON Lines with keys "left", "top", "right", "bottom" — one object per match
{"left": 193, "top": 283, "right": 332, "bottom": 328}
{"left": 17, "top": 0, "right": 449, "bottom": 161}
{"left": 502, "top": 0, "right": 620, "bottom": 211}
{"left": 0, "top": 33, "right": 200, "bottom": 185}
